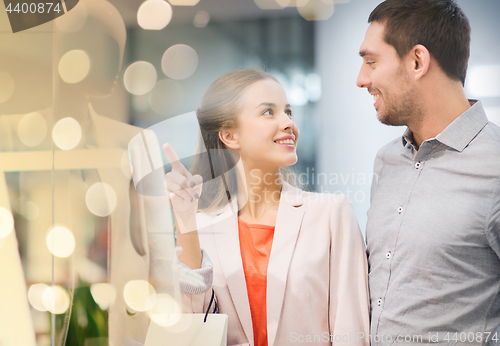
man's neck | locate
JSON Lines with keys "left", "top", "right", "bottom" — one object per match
{"left": 409, "top": 82, "right": 471, "bottom": 149}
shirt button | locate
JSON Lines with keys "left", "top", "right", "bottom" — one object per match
{"left": 377, "top": 298, "right": 383, "bottom": 306}
{"left": 415, "top": 161, "right": 422, "bottom": 169}
{"left": 386, "top": 252, "right": 392, "bottom": 259}
{"left": 398, "top": 206, "right": 403, "bottom": 214}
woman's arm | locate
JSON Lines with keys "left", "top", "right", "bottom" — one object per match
{"left": 329, "top": 195, "right": 370, "bottom": 346}
{"left": 163, "top": 143, "right": 214, "bottom": 312}
{"left": 163, "top": 143, "right": 203, "bottom": 268}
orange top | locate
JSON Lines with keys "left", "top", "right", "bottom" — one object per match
{"left": 238, "top": 218, "right": 275, "bottom": 346}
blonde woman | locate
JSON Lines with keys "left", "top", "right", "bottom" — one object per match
{"left": 164, "top": 69, "right": 369, "bottom": 346}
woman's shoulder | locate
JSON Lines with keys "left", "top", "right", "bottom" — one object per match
{"left": 300, "top": 189, "right": 352, "bottom": 209}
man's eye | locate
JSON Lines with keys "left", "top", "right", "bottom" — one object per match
{"left": 367, "top": 61, "right": 375, "bottom": 66}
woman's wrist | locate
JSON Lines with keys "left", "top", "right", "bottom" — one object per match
{"left": 174, "top": 210, "right": 197, "bottom": 234}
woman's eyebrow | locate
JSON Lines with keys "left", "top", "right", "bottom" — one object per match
{"left": 255, "top": 102, "right": 275, "bottom": 109}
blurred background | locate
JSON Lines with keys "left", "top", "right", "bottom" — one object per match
{"left": 0, "top": 0, "right": 499, "bottom": 345}
{"left": 103, "top": 0, "right": 500, "bottom": 233}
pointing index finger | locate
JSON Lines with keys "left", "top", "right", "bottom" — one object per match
{"left": 163, "top": 143, "right": 189, "bottom": 175}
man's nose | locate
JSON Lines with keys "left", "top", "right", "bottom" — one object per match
{"left": 356, "top": 67, "right": 371, "bottom": 89}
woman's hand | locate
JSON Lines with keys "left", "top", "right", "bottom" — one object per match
{"left": 163, "top": 143, "right": 203, "bottom": 233}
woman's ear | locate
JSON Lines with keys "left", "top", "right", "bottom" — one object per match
{"left": 410, "top": 44, "right": 430, "bottom": 81}
{"left": 219, "top": 129, "right": 240, "bottom": 150}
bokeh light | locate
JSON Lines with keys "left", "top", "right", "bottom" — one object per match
{"left": 52, "top": 117, "right": 82, "bottom": 150}
{"left": 18, "top": 112, "right": 48, "bottom": 147}
{"left": 123, "top": 61, "right": 158, "bottom": 95}
{"left": 90, "top": 283, "right": 117, "bottom": 310}
{"left": 161, "top": 44, "right": 198, "bottom": 80}
{"left": 305, "top": 73, "right": 322, "bottom": 102}
{"left": 55, "top": 1, "right": 87, "bottom": 32}
{"left": 42, "top": 286, "right": 70, "bottom": 314}
{"left": 123, "top": 280, "right": 157, "bottom": 312}
{"left": 0, "top": 207, "right": 14, "bottom": 238}
{"left": 254, "top": 0, "right": 289, "bottom": 10}
{"left": 46, "top": 226, "right": 76, "bottom": 258}
{"left": 149, "top": 79, "right": 185, "bottom": 115}
{"left": 289, "top": 74, "right": 308, "bottom": 107}
{"left": 58, "top": 50, "right": 91, "bottom": 84}
{"left": 169, "top": 0, "right": 200, "bottom": 5}
{"left": 193, "top": 11, "right": 210, "bottom": 28}
{"left": 467, "top": 65, "right": 500, "bottom": 98}
{"left": 28, "top": 283, "right": 50, "bottom": 312}
{"left": 297, "top": 0, "right": 334, "bottom": 21}
{"left": 137, "top": 0, "right": 172, "bottom": 30}
{"left": 0, "top": 71, "right": 15, "bottom": 104}
{"left": 149, "top": 293, "right": 184, "bottom": 327}
{"left": 85, "top": 182, "right": 118, "bottom": 217}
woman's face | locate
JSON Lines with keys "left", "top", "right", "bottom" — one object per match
{"left": 231, "top": 78, "right": 299, "bottom": 170}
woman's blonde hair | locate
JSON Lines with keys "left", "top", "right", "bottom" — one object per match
{"left": 190, "top": 69, "right": 298, "bottom": 212}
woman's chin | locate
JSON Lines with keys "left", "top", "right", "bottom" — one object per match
{"left": 279, "top": 156, "right": 298, "bottom": 167}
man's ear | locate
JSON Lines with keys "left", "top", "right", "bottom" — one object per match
{"left": 409, "top": 44, "right": 430, "bottom": 81}
{"left": 219, "top": 129, "right": 240, "bottom": 150}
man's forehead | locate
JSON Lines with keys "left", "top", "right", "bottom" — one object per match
{"left": 359, "top": 22, "right": 391, "bottom": 56}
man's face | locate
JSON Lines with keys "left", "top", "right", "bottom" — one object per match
{"left": 357, "top": 21, "right": 421, "bottom": 126}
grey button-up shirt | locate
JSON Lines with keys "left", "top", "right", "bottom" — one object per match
{"left": 367, "top": 100, "right": 500, "bottom": 345}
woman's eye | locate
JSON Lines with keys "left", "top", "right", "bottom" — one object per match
{"left": 263, "top": 109, "right": 273, "bottom": 115}
{"left": 367, "top": 61, "right": 375, "bottom": 66}
{"left": 285, "top": 110, "right": 293, "bottom": 117}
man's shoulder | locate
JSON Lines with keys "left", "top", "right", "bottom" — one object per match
{"left": 468, "top": 121, "right": 500, "bottom": 165}
{"left": 482, "top": 121, "right": 500, "bottom": 148}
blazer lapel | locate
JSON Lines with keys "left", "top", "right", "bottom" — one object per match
{"left": 212, "top": 199, "right": 254, "bottom": 345}
{"left": 267, "top": 182, "right": 304, "bottom": 346}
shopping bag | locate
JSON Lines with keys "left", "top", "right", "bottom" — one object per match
{"left": 144, "top": 313, "right": 228, "bottom": 346}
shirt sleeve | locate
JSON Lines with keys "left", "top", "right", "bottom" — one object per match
{"left": 174, "top": 249, "right": 215, "bottom": 314}
{"left": 174, "top": 249, "right": 213, "bottom": 294}
{"left": 329, "top": 195, "right": 370, "bottom": 346}
{"left": 486, "top": 176, "right": 500, "bottom": 259}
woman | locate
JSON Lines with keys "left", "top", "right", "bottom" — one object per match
{"left": 164, "top": 69, "right": 369, "bottom": 346}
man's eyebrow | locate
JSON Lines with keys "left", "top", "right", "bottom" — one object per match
{"left": 359, "top": 50, "right": 376, "bottom": 57}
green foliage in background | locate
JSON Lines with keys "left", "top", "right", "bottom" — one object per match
{"left": 62, "top": 283, "right": 108, "bottom": 346}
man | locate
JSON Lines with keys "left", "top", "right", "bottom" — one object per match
{"left": 357, "top": 0, "right": 500, "bottom": 345}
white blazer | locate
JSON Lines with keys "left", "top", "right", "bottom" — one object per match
{"left": 181, "top": 182, "right": 370, "bottom": 346}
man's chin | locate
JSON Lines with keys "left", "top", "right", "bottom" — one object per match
{"left": 377, "top": 112, "right": 404, "bottom": 127}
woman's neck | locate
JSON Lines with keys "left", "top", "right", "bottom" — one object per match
{"left": 236, "top": 163, "right": 282, "bottom": 225}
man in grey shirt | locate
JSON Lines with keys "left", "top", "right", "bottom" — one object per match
{"left": 356, "top": 0, "right": 500, "bottom": 345}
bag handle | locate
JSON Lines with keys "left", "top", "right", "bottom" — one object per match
{"left": 204, "top": 289, "right": 218, "bottom": 323}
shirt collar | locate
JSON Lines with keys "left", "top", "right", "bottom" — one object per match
{"left": 401, "top": 128, "right": 415, "bottom": 148}
{"left": 401, "top": 100, "right": 489, "bottom": 152}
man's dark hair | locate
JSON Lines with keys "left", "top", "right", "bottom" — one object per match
{"left": 369, "top": 0, "right": 470, "bottom": 85}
